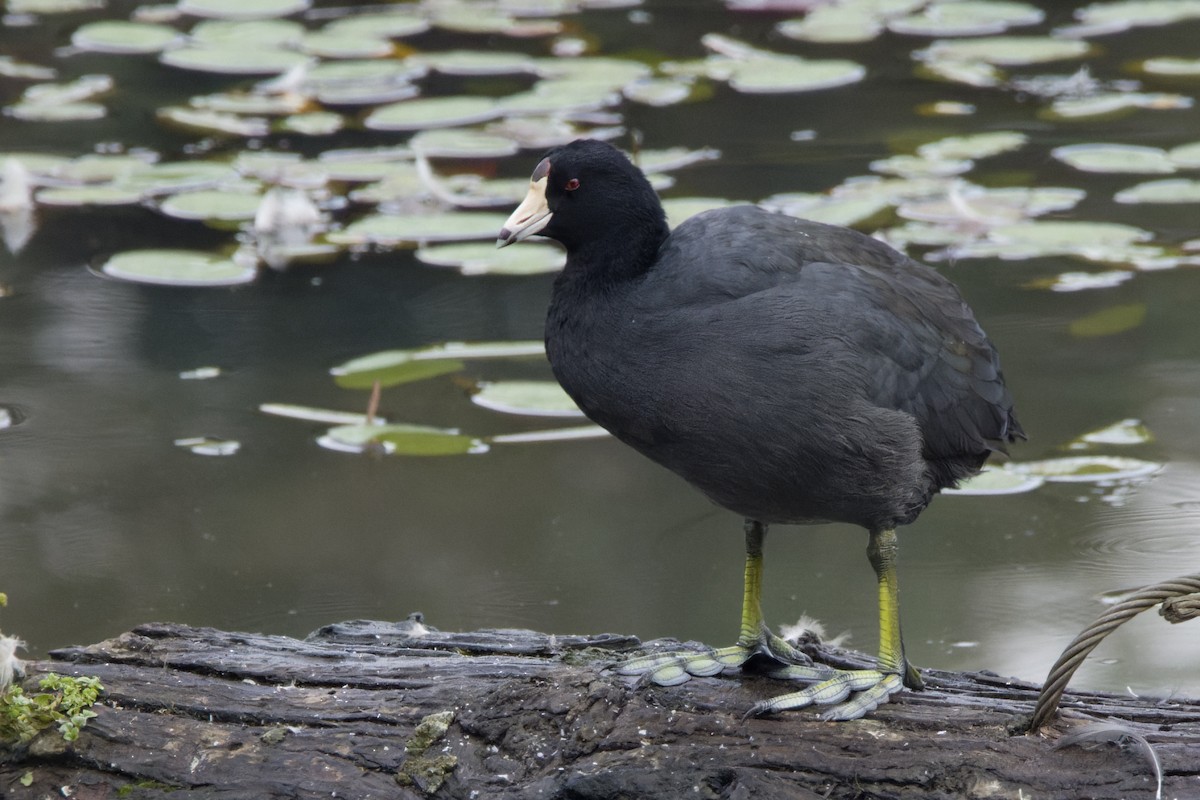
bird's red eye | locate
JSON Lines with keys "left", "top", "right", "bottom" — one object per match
{"left": 565, "top": 178, "right": 580, "bottom": 191}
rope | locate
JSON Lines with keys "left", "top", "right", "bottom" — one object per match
{"left": 1028, "top": 573, "right": 1200, "bottom": 733}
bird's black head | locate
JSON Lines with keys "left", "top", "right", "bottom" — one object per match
{"left": 497, "top": 139, "right": 667, "bottom": 254}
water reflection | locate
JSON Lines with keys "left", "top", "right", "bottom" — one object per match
{"left": 0, "top": 0, "right": 1198, "bottom": 703}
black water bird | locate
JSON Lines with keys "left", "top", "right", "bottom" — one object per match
{"left": 497, "top": 139, "right": 1023, "bottom": 719}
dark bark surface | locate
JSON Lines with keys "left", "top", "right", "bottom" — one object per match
{"left": 1, "top": 618, "right": 1196, "bottom": 799}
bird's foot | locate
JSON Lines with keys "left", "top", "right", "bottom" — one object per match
{"left": 745, "top": 668, "right": 904, "bottom": 721}
{"left": 614, "top": 627, "right": 820, "bottom": 687}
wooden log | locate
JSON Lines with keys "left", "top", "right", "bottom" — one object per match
{"left": 1, "top": 617, "right": 1197, "bottom": 799}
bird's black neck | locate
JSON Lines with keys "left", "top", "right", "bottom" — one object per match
{"left": 556, "top": 215, "right": 670, "bottom": 295}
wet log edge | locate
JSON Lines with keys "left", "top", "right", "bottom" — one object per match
{"left": 1, "top": 618, "right": 1196, "bottom": 799}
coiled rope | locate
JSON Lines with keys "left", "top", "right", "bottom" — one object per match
{"left": 1028, "top": 573, "right": 1200, "bottom": 733}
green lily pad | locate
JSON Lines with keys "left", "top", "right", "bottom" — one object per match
{"left": 915, "top": 36, "right": 1091, "bottom": 66}
{"left": 721, "top": 55, "right": 866, "bottom": 94}
{"left": 279, "top": 112, "right": 344, "bottom": 136}
{"left": 624, "top": 78, "right": 695, "bottom": 107}
{"left": 259, "top": 403, "right": 384, "bottom": 425}
{"left": 331, "top": 340, "right": 544, "bottom": 389}
{"left": 365, "top": 97, "right": 502, "bottom": 132}
{"left": 321, "top": 11, "right": 430, "bottom": 39}
{"left": 870, "top": 154, "right": 973, "bottom": 177}
{"left": 321, "top": 423, "right": 485, "bottom": 456}
{"left": 1115, "top": 178, "right": 1200, "bottom": 204}
{"left": 160, "top": 46, "right": 309, "bottom": 75}
{"left": 489, "top": 425, "right": 609, "bottom": 445}
{"left": 497, "top": 80, "right": 621, "bottom": 116}
{"left": 158, "top": 106, "right": 270, "bottom": 137}
{"left": 662, "top": 197, "right": 739, "bottom": 227}
{"left": 178, "top": 0, "right": 311, "bottom": 20}
{"left": 1034, "top": 270, "right": 1133, "bottom": 292}
{"left": 943, "top": 466, "right": 1045, "bottom": 496}
{"left": 1010, "top": 456, "right": 1161, "bottom": 483}
{"left": 991, "top": 220, "right": 1153, "bottom": 248}
{"left": 56, "top": 154, "right": 152, "bottom": 183}
{"left": 409, "top": 129, "right": 519, "bottom": 159}
{"left": 777, "top": 6, "right": 884, "bottom": 44}
{"left": 35, "top": 185, "right": 143, "bottom": 206}
{"left": 896, "top": 186, "right": 1085, "bottom": 224}
{"left": 1068, "top": 303, "right": 1147, "bottom": 338}
{"left": 190, "top": 91, "right": 306, "bottom": 116}
{"left": 413, "top": 50, "right": 536, "bottom": 76}
{"left": 189, "top": 18, "right": 305, "bottom": 46}
{"left": 917, "top": 59, "right": 1002, "bottom": 87}
{"left": 158, "top": 189, "right": 262, "bottom": 221}
{"left": 1051, "top": 143, "right": 1177, "bottom": 174}
{"left": 1168, "top": 141, "right": 1200, "bottom": 167}
{"left": 414, "top": 242, "right": 564, "bottom": 275}
{"left": 329, "top": 211, "right": 509, "bottom": 245}
{"left": 100, "top": 249, "right": 257, "bottom": 286}
{"left": 1069, "top": 419, "right": 1153, "bottom": 449}
{"left": 71, "top": 21, "right": 181, "bottom": 53}
{"left": 0, "top": 57, "right": 57, "bottom": 80}
{"left": 174, "top": 436, "right": 241, "bottom": 456}
{"left": 6, "top": 101, "right": 106, "bottom": 122}
{"left": 299, "top": 33, "right": 393, "bottom": 60}
{"left": 1046, "top": 92, "right": 1193, "bottom": 120}
{"left": 1141, "top": 57, "right": 1200, "bottom": 76}
{"left": 470, "top": 381, "right": 583, "bottom": 417}
{"left": 916, "top": 131, "right": 1028, "bottom": 160}
{"left": 889, "top": 1, "right": 1044, "bottom": 36}
{"left": 1071, "top": 0, "right": 1200, "bottom": 30}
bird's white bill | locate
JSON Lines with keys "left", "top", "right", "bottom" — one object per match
{"left": 497, "top": 176, "right": 551, "bottom": 248}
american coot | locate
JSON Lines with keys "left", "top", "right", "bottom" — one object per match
{"left": 497, "top": 139, "right": 1023, "bottom": 720}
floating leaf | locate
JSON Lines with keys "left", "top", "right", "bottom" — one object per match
{"left": 331, "top": 340, "right": 544, "bottom": 389}
{"left": 175, "top": 436, "right": 241, "bottom": 456}
{"left": 724, "top": 56, "right": 866, "bottom": 93}
{"left": 99, "top": 249, "right": 257, "bottom": 287}
{"left": 1115, "top": 178, "right": 1200, "bottom": 204}
{"left": 990, "top": 220, "right": 1153, "bottom": 248}
{"left": 71, "top": 21, "right": 181, "bottom": 53}
{"left": 777, "top": 6, "right": 884, "bottom": 43}
{"left": 190, "top": 18, "right": 305, "bottom": 46}
{"left": 178, "top": 0, "right": 311, "bottom": 20}
{"left": 1051, "top": 143, "right": 1176, "bottom": 174}
{"left": 1168, "top": 141, "right": 1200, "bottom": 167}
{"left": 1071, "top": 0, "right": 1200, "bottom": 31}
{"left": 35, "top": 185, "right": 142, "bottom": 206}
{"left": 1069, "top": 419, "right": 1153, "bottom": 449}
{"left": 943, "top": 466, "right": 1045, "bottom": 496}
{"left": 1010, "top": 456, "right": 1161, "bottom": 483}
{"left": 1141, "top": 56, "right": 1200, "bottom": 76}
{"left": 409, "top": 129, "right": 519, "bottom": 159}
{"left": 889, "top": 1, "right": 1044, "bottom": 37}
{"left": 1035, "top": 270, "right": 1134, "bottom": 292}
{"left": 662, "top": 197, "right": 738, "bottom": 227}
{"left": 489, "top": 425, "right": 609, "bottom": 445}
{"left": 1068, "top": 303, "right": 1147, "bottom": 338}
{"left": 180, "top": 367, "right": 221, "bottom": 380}
{"left": 158, "top": 190, "right": 263, "bottom": 222}
{"left": 364, "top": 97, "right": 501, "bottom": 132}
{"left": 916, "top": 36, "right": 1090, "bottom": 66}
{"left": 624, "top": 78, "right": 695, "bottom": 107}
{"left": 7, "top": 101, "right": 106, "bottom": 122}
{"left": 320, "top": 423, "right": 485, "bottom": 456}
{"left": 299, "top": 33, "right": 392, "bottom": 59}
{"left": 916, "top": 131, "right": 1028, "bottom": 160}
{"left": 413, "top": 50, "right": 536, "bottom": 76}
{"left": 1046, "top": 92, "right": 1192, "bottom": 120}
{"left": 471, "top": 381, "right": 583, "bottom": 417}
{"left": 158, "top": 107, "right": 269, "bottom": 137}
{"left": 870, "top": 154, "right": 973, "bottom": 177}
{"left": 415, "top": 242, "right": 564, "bottom": 275}
{"left": 160, "top": 46, "right": 309, "bottom": 75}
{"left": 329, "top": 211, "right": 509, "bottom": 245}
{"left": 259, "top": 403, "right": 383, "bottom": 425}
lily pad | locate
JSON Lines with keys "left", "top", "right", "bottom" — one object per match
{"left": 365, "top": 96, "right": 503, "bottom": 132}
{"left": 158, "top": 106, "right": 270, "bottom": 137}
{"left": 1051, "top": 143, "right": 1176, "bottom": 174}
{"left": 1046, "top": 92, "right": 1193, "bottom": 120}
{"left": 320, "top": 423, "right": 485, "bottom": 456}
{"left": 916, "top": 131, "right": 1027, "bottom": 160}
{"left": 943, "top": 466, "right": 1045, "bottom": 496}
{"left": 1141, "top": 57, "right": 1200, "bottom": 76}
{"left": 991, "top": 220, "right": 1153, "bottom": 248}
{"left": 415, "top": 242, "right": 565, "bottom": 275}
{"left": 1168, "top": 141, "right": 1200, "bottom": 167}
{"left": 489, "top": 425, "right": 609, "bottom": 445}
{"left": 35, "top": 185, "right": 143, "bottom": 206}
{"left": 259, "top": 403, "right": 384, "bottom": 425}
{"left": 870, "top": 154, "right": 974, "bottom": 177}
{"left": 470, "top": 381, "right": 583, "bottom": 417}
{"left": 6, "top": 101, "right": 106, "bottom": 122}
{"left": 1035, "top": 270, "right": 1134, "bottom": 292}
{"left": 662, "top": 197, "right": 738, "bottom": 227}
{"left": 331, "top": 340, "right": 544, "bottom": 389}
{"left": 1068, "top": 303, "right": 1147, "bottom": 338}
{"left": 723, "top": 55, "right": 866, "bottom": 94}
{"left": 99, "top": 249, "right": 257, "bottom": 287}
{"left": 321, "top": 11, "right": 430, "bottom": 40}
{"left": 174, "top": 437, "right": 240, "bottom": 456}
{"left": 329, "top": 211, "right": 510, "bottom": 246}
{"left": 190, "top": 18, "right": 305, "bottom": 46}
{"left": 1115, "top": 178, "right": 1200, "bottom": 204}
{"left": 164, "top": 189, "right": 265, "bottom": 222}
{"left": 915, "top": 36, "right": 1091, "bottom": 66}
{"left": 1010, "top": 456, "right": 1161, "bottom": 483}
{"left": 624, "top": 78, "right": 695, "bottom": 107}
{"left": 160, "top": 46, "right": 309, "bottom": 75}
{"left": 777, "top": 6, "right": 885, "bottom": 44}
{"left": 71, "top": 21, "right": 181, "bottom": 53}
{"left": 888, "top": 1, "right": 1044, "bottom": 37}
{"left": 178, "top": 0, "right": 311, "bottom": 20}
{"left": 413, "top": 50, "right": 536, "bottom": 76}
{"left": 409, "top": 129, "right": 519, "bottom": 159}
{"left": 299, "top": 33, "right": 393, "bottom": 60}
{"left": 1069, "top": 419, "right": 1153, "bottom": 448}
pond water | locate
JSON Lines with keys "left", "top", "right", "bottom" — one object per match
{"left": 1, "top": 0, "right": 1198, "bottom": 701}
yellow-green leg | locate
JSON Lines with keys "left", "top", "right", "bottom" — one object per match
{"left": 746, "top": 528, "right": 919, "bottom": 720}
{"left": 615, "top": 520, "right": 831, "bottom": 686}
